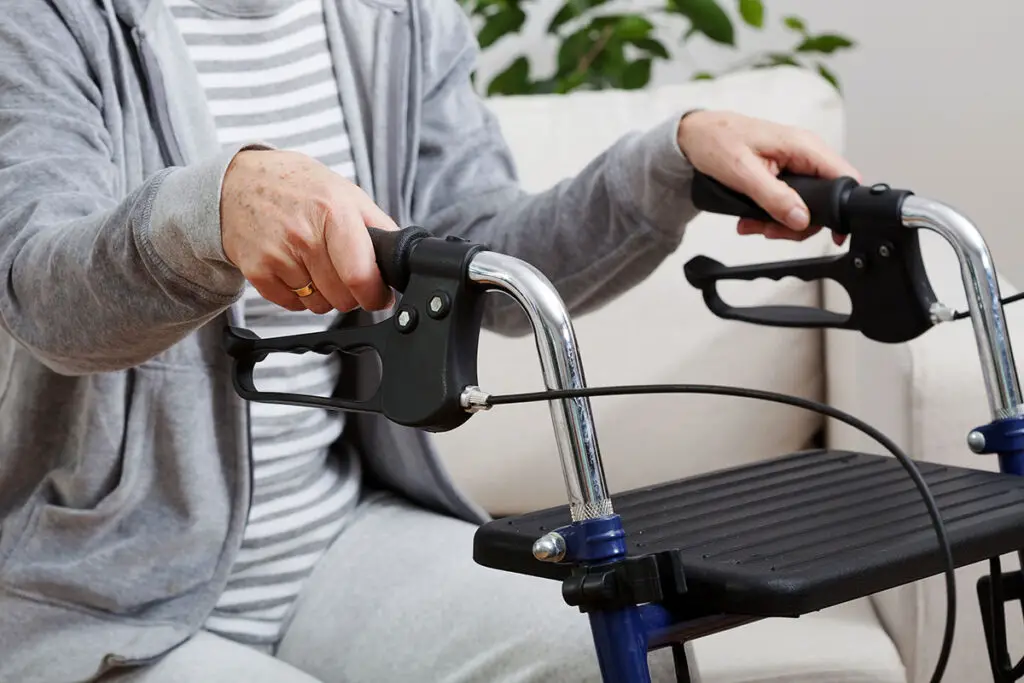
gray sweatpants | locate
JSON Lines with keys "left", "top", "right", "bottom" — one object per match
{"left": 101, "top": 493, "right": 689, "bottom": 682}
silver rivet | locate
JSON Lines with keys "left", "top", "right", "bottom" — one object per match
{"left": 853, "top": 256, "right": 865, "bottom": 269}
{"left": 532, "top": 532, "right": 566, "bottom": 563}
{"left": 879, "top": 245, "right": 891, "bottom": 258}
{"left": 429, "top": 296, "right": 443, "bottom": 313}
{"left": 397, "top": 311, "right": 411, "bottom": 328}
{"left": 967, "top": 430, "right": 986, "bottom": 453}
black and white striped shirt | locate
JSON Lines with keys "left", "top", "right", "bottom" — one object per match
{"left": 167, "top": 0, "right": 362, "bottom": 648}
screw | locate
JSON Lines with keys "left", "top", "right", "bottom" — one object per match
{"left": 532, "top": 532, "right": 566, "bottom": 563}
{"left": 967, "top": 430, "right": 986, "bottom": 453}
{"left": 879, "top": 245, "right": 891, "bottom": 258}
{"left": 427, "top": 292, "right": 451, "bottom": 319}
{"left": 853, "top": 256, "right": 865, "bottom": 269}
{"left": 394, "top": 307, "right": 418, "bottom": 333}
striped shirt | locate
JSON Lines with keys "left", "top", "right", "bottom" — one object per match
{"left": 167, "top": 0, "right": 361, "bottom": 649}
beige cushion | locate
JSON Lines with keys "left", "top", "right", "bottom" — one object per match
{"left": 694, "top": 600, "right": 905, "bottom": 683}
{"left": 432, "top": 68, "right": 847, "bottom": 515}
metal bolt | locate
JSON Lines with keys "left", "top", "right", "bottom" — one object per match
{"left": 397, "top": 310, "right": 411, "bottom": 328}
{"left": 532, "top": 532, "right": 566, "bottom": 563}
{"left": 879, "top": 245, "right": 891, "bottom": 258}
{"left": 853, "top": 256, "right": 865, "bottom": 269}
{"left": 460, "top": 385, "right": 492, "bottom": 413}
{"left": 429, "top": 296, "right": 443, "bottom": 314}
{"left": 929, "top": 302, "right": 954, "bottom": 324}
{"left": 967, "top": 430, "right": 986, "bottom": 453}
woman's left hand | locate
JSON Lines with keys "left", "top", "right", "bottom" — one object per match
{"left": 677, "top": 110, "right": 861, "bottom": 245}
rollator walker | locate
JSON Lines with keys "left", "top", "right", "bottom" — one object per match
{"left": 224, "top": 172, "right": 1024, "bottom": 683}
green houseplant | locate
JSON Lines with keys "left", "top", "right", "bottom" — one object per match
{"left": 458, "top": 0, "right": 856, "bottom": 97}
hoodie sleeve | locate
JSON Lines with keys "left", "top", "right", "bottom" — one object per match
{"left": 0, "top": 2, "right": 247, "bottom": 375}
{"left": 411, "top": 0, "right": 701, "bottom": 336}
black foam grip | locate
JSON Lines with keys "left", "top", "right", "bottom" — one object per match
{"left": 367, "top": 226, "right": 430, "bottom": 293}
{"left": 692, "top": 171, "right": 860, "bottom": 233}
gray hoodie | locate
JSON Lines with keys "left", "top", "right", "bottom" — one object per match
{"left": 0, "top": 0, "right": 699, "bottom": 680}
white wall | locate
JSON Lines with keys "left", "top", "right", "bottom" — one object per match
{"left": 477, "top": 0, "right": 1024, "bottom": 286}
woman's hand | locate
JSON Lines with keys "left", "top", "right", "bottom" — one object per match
{"left": 220, "top": 149, "right": 397, "bottom": 314}
{"left": 677, "top": 110, "right": 861, "bottom": 245}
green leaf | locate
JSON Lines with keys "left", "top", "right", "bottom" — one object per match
{"left": 612, "top": 14, "right": 655, "bottom": 40}
{"left": 754, "top": 52, "right": 800, "bottom": 68}
{"left": 477, "top": 6, "right": 526, "bottom": 49}
{"left": 782, "top": 15, "right": 806, "bottom": 33}
{"left": 692, "top": 71, "right": 714, "bottom": 80}
{"left": 593, "top": 35, "right": 628, "bottom": 85}
{"left": 797, "top": 33, "right": 855, "bottom": 54}
{"left": 547, "top": 0, "right": 611, "bottom": 34}
{"left": 738, "top": 0, "right": 764, "bottom": 28}
{"left": 629, "top": 36, "right": 670, "bottom": 59}
{"left": 556, "top": 26, "right": 597, "bottom": 75}
{"left": 666, "top": 0, "right": 735, "bottom": 45}
{"left": 486, "top": 56, "right": 531, "bottom": 96}
{"left": 816, "top": 62, "right": 841, "bottom": 93}
{"left": 621, "top": 58, "right": 652, "bottom": 89}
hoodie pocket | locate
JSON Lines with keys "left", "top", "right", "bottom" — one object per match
{"left": 0, "top": 364, "right": 235, "bottom": 616}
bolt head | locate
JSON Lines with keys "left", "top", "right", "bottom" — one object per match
{"left": 429, "top": 296, "right": 443, "bottom": 313}
{"left": 853, "top": 256, "right": 865, "bottom": 269}
{"left": 879, "top": 245, "right": 891, "bottom": 258}
{"left": 397, "top": 310, "right": 411, "bottom": 327}
{"left": 532, "top": 532, "right": 566, "bottom": 563}
{"left": 967, "top": 430, "right": 986, "bottom": 453}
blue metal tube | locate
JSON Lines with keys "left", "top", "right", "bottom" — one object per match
{"left": 588, "top": 607, "right": 652, "bottom": 683}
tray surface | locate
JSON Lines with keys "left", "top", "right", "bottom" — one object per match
{"left": 473, "top": 450, "right": 1024, "bottom": 615}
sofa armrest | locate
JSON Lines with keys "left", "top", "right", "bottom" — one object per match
{"left": 824, "top": 232, "right": 1024, "bottom": 683}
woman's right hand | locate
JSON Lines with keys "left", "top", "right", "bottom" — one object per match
{"left": 220, "top": 149, "right": 397, "bottom": 314}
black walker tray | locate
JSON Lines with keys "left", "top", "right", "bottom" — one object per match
{"left": 474, "top": 450, "right": 1024, "bottom": 617}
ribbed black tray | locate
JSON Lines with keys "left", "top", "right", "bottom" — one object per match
{"left": 473, "top": 450, "right": 1024, "bottom": 616}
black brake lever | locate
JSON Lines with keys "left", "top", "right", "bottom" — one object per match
{"left": 685, "top": 172, "right": 938, "bottom": 344}
{"left": 222, "top": 227, "right": 488, "bottom": 432}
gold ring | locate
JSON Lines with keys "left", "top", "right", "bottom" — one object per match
{"left": 291, "top": 281, "right": 316, "bottom": 298}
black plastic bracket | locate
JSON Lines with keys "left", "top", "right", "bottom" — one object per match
{"left": 561, "top": 553, "right": 687, "bottom": 614}
{"left": 223, "top": 229, "right": 488, "bottom": 432}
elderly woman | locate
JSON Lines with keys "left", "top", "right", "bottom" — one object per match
{"left": 0, "top": 0, "right": 858, "bottom": 681}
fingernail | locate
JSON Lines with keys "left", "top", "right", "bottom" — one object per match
{"left": 786, "top": 207, "right": 810, "bottom": 230}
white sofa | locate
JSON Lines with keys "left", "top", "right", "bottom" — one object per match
{"left": 430, "top": 66, "right": 1024, "bottom": 683}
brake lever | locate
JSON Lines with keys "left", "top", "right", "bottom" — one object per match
{"left": 223, "top": 227, "right": 488, "bottom": 432}
{"left": 685, "top": 172, "right": 939, "bottom": 344}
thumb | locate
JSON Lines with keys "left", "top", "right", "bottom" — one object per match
{"left": 734, "top": 153, "right": 810, "bottom": 231}
{"left": 360, "top": 199, "right": 400, "bottom": 233}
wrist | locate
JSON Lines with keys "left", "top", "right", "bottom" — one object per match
{"left": 676, "top": 109, "right": 708, "bottom": 160}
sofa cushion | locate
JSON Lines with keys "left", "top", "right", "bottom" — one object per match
{"left": 694, "top": 598, "right": 905, "bottom": 683}
{"left": 431, "top": 68, "right": 849, "bottom": 515}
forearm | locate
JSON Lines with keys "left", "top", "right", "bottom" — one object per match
{"left": 422, "top": 119, "right": 699, "bottom": 335}
{"left": 412, "top": 0, "right": 699, "bottom": 335}
{"left": 0, "top": 154, "right": 245, "bottom": 375}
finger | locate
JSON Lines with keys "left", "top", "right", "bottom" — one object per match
{"left": 247, "top": 272, "right": 306, "bottom": 312}
{"left": 283, "top": 276, "right": 333, "bottom": 315}
{"left": 762, "top": 224, "right": 824, "bottom": 242}
{"left": 305, "top": 248, "right": 359, "bottom": 313}
{"left": 325, "top": 206, "right": 392, "bottom": 311}
{"left": 764, "top": 128, "right": 862, "bottom": 182}
{"left": 360, "top": 199, "right": 400, "bottom": 233}
{"left": 728, "top": 150, "right": 811, "bottom": 231}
